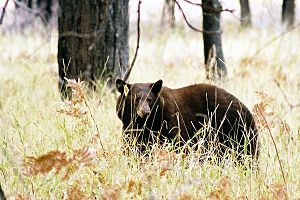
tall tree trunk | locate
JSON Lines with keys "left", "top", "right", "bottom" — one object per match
{"left": 0, "top": 184, "right": 6, "bottom": 200}
{"left": 57, "top": 0, "right": 129, "bottom": 98}
{"left": 202, "top": 0, "right": 226, "bottom": 80}
{"left": 37, "top": 0, "right": 52, "bottom": 23}
{"left": 27, "top": 0, "right": 32, "bottom": 9}
{"left": 239, "top": 0, "right": 251, "bottom": 27}
{"left": 282, "top": 0, "right": 295, "bottom": 29}
{"left": 161, "top": 0, "right": 175, "bottom": 28}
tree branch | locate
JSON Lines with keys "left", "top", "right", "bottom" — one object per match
{"left": 123, "top": 0, "right": 141, "bottom": 82}
{"left": 181, "top": 0, "right": 234, "bottom": 13}
{"left": 174, "top": 0, "right": 222, "bottom": 34}
{"left": 254, "top": 22, "right": 300, "bottom": 55}
{"left": 273, "top": 79, "right": 300, "bottom": 109}
{"left": 175, "top": 0, "right": 203, "bottom": 32}
{"left": 181, "top": 0, "right": 201, "bottom": 6}
{"left": 0, "top": 0, "right": 9, "bottom": 25}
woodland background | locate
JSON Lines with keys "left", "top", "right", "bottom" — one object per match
{"left": 0, "top": 0, "right": 300, "bottom": 199}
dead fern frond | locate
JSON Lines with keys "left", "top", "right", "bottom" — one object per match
{"left": 254, "top": 91, "right": 275, "bottom": 116}
{"left": 152, "top": 148, "right": 178, "bottom": 176}
{"left": 57, "top": 78, "right": 88, "bottom": 118}
{"left": 209, "top": 176, "right": 231, "bottom": 200}
{"left": 65, "top": 181, "right": 88, "bottom": 200}
{"left": 127, "top": 179, "right": 142, "bottom": 195}
{"left": 269, "top": 183, "right": 287, "bottom": 200}
{"left": 64, "top": 78, "right": 85, "bottom": 105}
{"left": 62, "top": 147, "right": 95, "bottom": 180}
{"left": 22, "top": 150, "right": 68, "bottom": 176}
{"left": 61, "top": 163, "right": 80, "bottom": 181}
{"left": 102, "top": 185, "right": 122, "bottom": 200}
{"left": 253, "top": 91, "right": 276, "bottom": 130}
{"left": 57, "top": 107, "right": 88, "bottom": 118}
{"left": 178, "top": 194, "right": 193, "bottom": 200}
{"left": 15, "top": 194, "right": 30, "bottom": 200}
{"left": 22, "top": 148, "right": 94, "bottom": 178}
{"left": 70, "top": 147, "right": 94, "bottom": 165}
{"left": 153, "top": 148, "right": 177, "bottom": 166}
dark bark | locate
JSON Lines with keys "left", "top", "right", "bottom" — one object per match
{"left": 37, "top": 0, "right": 53, "bottom": 23}
{"left": 0, "top": 184, "right": 6, "bottom": 200}
{"left": 282, "top": 0, "right": 295, "bottom": 29}
{"left": 27, "top": 0, "right": 32, "bottom": 9}
{"left": 58, "top": 0, "right": 129, "bottom": 98}
{"left": 202, "top": 0, "right": 226, "bottom": 80}
{"left": 14, "top": 0, "right": 32, "bottom": 8}
{"left": 161, "top": 0, "right": 175, "bottom": 28}
{"left": 239, "top": 0, "right": 251, "bottom": 27}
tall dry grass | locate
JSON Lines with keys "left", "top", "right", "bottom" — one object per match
{"left": 1, "top": 3, "right": 300, "bottom": 198}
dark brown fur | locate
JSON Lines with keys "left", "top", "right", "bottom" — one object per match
{"left": 116, "top": 79, "right": 259, "bottom": 160}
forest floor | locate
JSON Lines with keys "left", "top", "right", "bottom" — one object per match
{"left": 1, "top": 1, "right": 300, "bottom": 199}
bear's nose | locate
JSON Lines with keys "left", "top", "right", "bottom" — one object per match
{"left": 137, "top": 104, "right": 150, "bottom": 118}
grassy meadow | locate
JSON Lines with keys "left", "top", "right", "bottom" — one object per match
{"left": 1, "top": 1, "right": 300, "bottom": 199}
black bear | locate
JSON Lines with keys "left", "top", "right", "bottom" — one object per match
{"left": 116, "top": 79, "right": 259, "bottom": 160}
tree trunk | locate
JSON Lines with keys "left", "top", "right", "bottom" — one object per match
{"left": 37, "top": 0, "right": 52, "bottom": 23}
{"left": 161, "top": 0, "right": 175, "bottom": 28}
{"left": 239, "top": 0, "right": 251, "bottom": 27}
{"left": 27, "top": 0, "right": 32, "bottom": 9}
{"left": 282, "top": 0, "right": 295, "bottom": 29}
{"left": 0, "top": 184, "right": 6, "bottom": 200}
{"left": 202, "top": 0, "right": 226, "bottom": 80}
{"left": 57, "top": 0, "right": 129, "bottom": 98}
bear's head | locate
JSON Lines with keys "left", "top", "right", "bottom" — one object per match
{"left": 115, "top": 79, "right": 163, "bottom": 122}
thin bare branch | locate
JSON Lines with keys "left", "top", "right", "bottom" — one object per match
{"left": 254, "top": 22, "right": 300, "bottom": 55}
{"left": 256, "top": 106, "right": 286, "bottom": 184}
{"left": 123, "top": 0, "right": 142, "bottom": 82}
{"left": 174, "top": 0, "right": 222, "bottom": 34}
{"left": 273, "top": 79, "right": 300, "bottom": 109}
{"left": 13, "top": 0, "right": 41, "bottom": 15}
{"left": 0, "top": 0, "right": 9, "bottom": 25}
{"left": 181, "top": 0, "right": 234, "bottom": 13}
{"left": 181, "top": 0, "right": 201, "bottom": 6}
{"left": 175, "top": 0, "right": 203, "bottom": 32}
{"left": 84, "top": 101, "right": 106, "bottom": 156}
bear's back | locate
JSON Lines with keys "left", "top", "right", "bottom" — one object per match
{"left": 158, "top": 84, "right": 256, "bottom": 144}
{"left": 160, "top": 83, "right": 244, "bottom": 116}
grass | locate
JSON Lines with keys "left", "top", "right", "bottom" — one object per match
{"left": 1, "top": 8, "right": 300, "bottom": 199}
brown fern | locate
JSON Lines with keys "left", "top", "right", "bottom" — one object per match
{"left": 64, "top": 78, "right": 85, "bottom": 105}
{"left": 65, "top": 181, "right": 88, "bottom": 200}
{"left": 209, "top": 176, "right": 231, "bottom": 200}
{"left": 22, "top": 150, "right": 68, "bottom": 176}
{"left": 57, "top": 78, "right": 87, "bottom": 118}
{"left": 22, "top": 147, "right": 94, "bottom": 178}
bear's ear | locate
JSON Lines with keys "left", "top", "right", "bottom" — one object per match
{"left": 116, "top": 79, "right": 128, "bottom": 94}
{"left": 151, "top": 79, "right": 163, "bottom": 94}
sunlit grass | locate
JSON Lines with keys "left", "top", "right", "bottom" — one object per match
{"left": 1, "top": 12, "right": 300, "bottom": 199}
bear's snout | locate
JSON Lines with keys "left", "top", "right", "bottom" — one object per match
{"left": 137, "top": 102, "right": 151, "bottom": 118}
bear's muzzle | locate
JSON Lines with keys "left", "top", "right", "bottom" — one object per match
{"left": 137, "top": 102, "right": 151, "bottom": 118}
